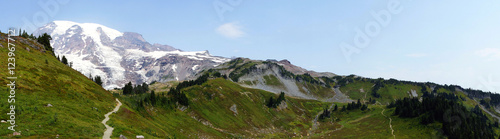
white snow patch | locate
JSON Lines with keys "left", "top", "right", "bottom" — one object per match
{"left": 192, "top": 65, "right": 199, "bottom": 71}
{"left": 134, "top": 60, "right": 142, "bottom": 68}
{"left": 105, "top": 84, "right": 121, "bottom": 90}
{"left": 52, "top": 20, "right": 123, "bottom": 41}
{"left": 135, "top": 69, "right": 147, "bottom": 80}
{"left": 124, "top": 49, "right": 229, "bottom": 63}
{"left": 56, "top": 52, "right": 109, "bottom": 86}
{"left": 172, "top": 64, "right": 177, "bottom": 72}
{"left": 126, "top": 49, "right": 168, "bottom": 59}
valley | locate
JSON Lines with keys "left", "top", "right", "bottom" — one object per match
{"left": 2, "top": 23, "right": 500, "bottom": 138}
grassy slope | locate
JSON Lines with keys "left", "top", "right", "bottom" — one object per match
{"left": 313, "top": 104, "right": 441, "bottom": 138}
{"left": 296, "top": 81, "right": 336, "bottom": 99}
{"left": 110, "top": 78, "right": 445, "bottom": 138}
{"left": 110, "top": 78, "right": 329, "bottom": 138}
{"left": 376, "top": 84, "right": 422, "bottom": 104}
{"left": 183, "top": 78, "right": 329, "bottom": 138}
{"left": 108, "top": 101, "right": 223, "bottom": 138}
{"left": 0, "top": 33, "right": 495, "bottom": 138}
{"left": 0, "top": 34, "right": 115, "bottom": 138}
{"left": 263, "top": 74, "right": 281, "bottom": 87}
{"left": 340, "top": 80, "right": 423, "bottom": 104}
{"left": 339, "top": 80, "right": 374, "bottom": 101}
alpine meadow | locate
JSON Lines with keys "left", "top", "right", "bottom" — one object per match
{"left": 1, "top": 1, "right": 500, "bottom": 138}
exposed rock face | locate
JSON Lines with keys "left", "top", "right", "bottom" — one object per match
{"left": 275, "top": 59, "right": 336, "bottom": 77}
{"left": 214, "top": 58, "right": 337, "bottom": 101}
{"left": 34, "top": 21, "right": 230, "bottom": 89}
{"left": 230, "top": 104, "right": 238, "bottom": 115}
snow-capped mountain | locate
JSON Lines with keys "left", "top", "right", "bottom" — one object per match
{"left": 34, "top": 21, "right": 230, "bottom": 89}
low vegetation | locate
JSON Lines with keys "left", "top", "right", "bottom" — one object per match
{"left": 0, "top": 32, "right": 115, "bottom": 138}
{"left": 388, "top": 93, "right": 497, "bottom": 139}
{"left": 3, "top": 32, "right": 500, "bottom": 138}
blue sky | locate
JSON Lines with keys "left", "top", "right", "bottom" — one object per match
{"left": 1, "top": 0, "right": 500, "bottom": 93}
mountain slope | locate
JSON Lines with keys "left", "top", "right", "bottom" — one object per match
{"left": 0, "top": 33, "right": 115, "bottom": 137}
{"left": 4, "top": 28, "right": 499, "bottom": 138}
{"left": 109, "top": 78, "right": 329, "bottom": 138}
{"left": 34, "top": 21, "right": 230, "bottom": 89}
{"left": 207, "top": 58, "right": 346, "bottom": 101}
{"left": 108, "top": 76, "right": 448, "bottom": 138}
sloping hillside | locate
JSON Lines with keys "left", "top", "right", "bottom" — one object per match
{"left": 209, "top": 58, "right": 340, "bottom": 101}
{"left": 0, "top": 33, "right": 115, "bottom": 138}
{"left": 2, "top": 31, "right": 499, "bottom": 138}
{"left": 109, "top": 78, "right": 330, "bottom": 138}
{"left": 109, "top": 75, "right": 450, "bottom": 138}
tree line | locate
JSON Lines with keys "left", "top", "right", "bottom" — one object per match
{"left": 87, "top": 74, "right": 103, "bottom": 87}
{"left": 122, "top": 82, "right": 150, "bottom": 95}
{"left": 341, "top": 99, "right": 368, "bottom": 112}
{"left": 124, "top": 73, "right": 213, "bottom": 110}
{"left": 387, "top": 93, "right": 497, "bottom": 139}
{"left": 17, "top": 28, "right": 55, "bottom": 57}
{"left": 319, "top": 99, "right": 368, "bottom": 121}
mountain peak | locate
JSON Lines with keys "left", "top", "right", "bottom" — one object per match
{"left": 34, "top": 21, "right": 230, "bottom": 89}
{"left": 42, "top": 20, "right": 123, "bottom": 40}
{"left": 278, "top": 59, "right": 291, "bottom": 65}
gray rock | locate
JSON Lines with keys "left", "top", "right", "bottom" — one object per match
{"left": 230, "top": 104, "right": 238, "bottom": 115}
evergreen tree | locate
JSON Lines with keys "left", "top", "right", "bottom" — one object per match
{"left": 213, "top": 72, "right": 222, "bottom": 78}
{"left": 178, "top": 92, "right": 189, "bottom": 106}
{"left": 265, "top": 92, "right": 286, "bottom": 108}
{"left": 37, "top": 33, "right": 54, "bottom": 56}
{"left": 150, "top": 91, "right": 156, "bottom": 105}
{"left": 334, "top": 104, "right": 338, "bottom": 111}
{"left": 142, "top": 82, "right": 149, "bottom": 92}
{"left": 29, "top": 33, "right": 35, "bottom": 39}
{"left": 61, "top": 56, "right": 68, "bottom": 65}
{"left": 94, "top": 76, "right": 103, "bottom": 86}
{"left": 277, "top": 92, "right": 285, "bottom": 104}
{"left": 361, "top": 104, "right": 368, "bottom": 111}
{"left": 391, "top": 94, "right": 496, "bottom": 138}
{"left": 371, "top": 81, "right": 382, "bottom": 98}
{"left": 267, "top": 97, "right": 275, "bottom": 108}
{"left": 319, "top": 107, "right": 331, "bottom": 121}
{"left": 123, "top": 82, "right": 133, "bottom": 95}
{"left": 133, "top": 84, "right": 141, "bottom": 94}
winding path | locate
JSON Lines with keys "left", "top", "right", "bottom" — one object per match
{"left": 381, "top": 109, "right": 395, "bottom": 139}
{"left": 309, "top": 103, "right": 336, "bottom": 136}
{"left": 102, "top": 98, "right": 122, "bottom": 139}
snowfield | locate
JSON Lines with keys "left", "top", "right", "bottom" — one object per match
{"left": 36, "top": 21, "right": 230, "bottom": 90}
